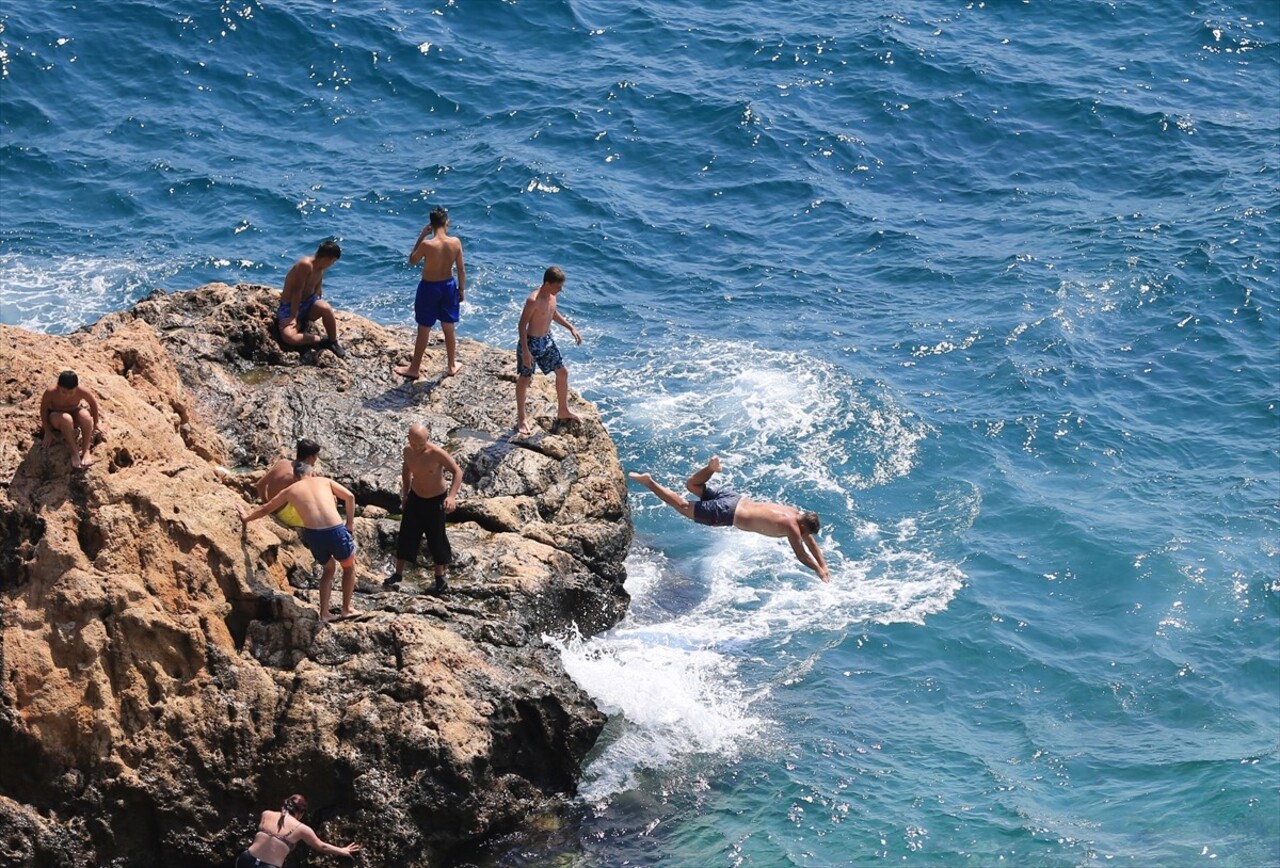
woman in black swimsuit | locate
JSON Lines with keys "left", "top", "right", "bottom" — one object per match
{"left": 236, "top": 794, "right": 360, "bottom": 867}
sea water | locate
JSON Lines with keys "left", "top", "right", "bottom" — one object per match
{"left": 2, "top": 1, "right": 1277, "bottom": 865}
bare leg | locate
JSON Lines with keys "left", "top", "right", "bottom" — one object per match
{"left": 394, "top": 325, "right": 432, "bottom": 379}
{"left": 340, "top": 562, "right": 361, "bottom": 617}
{"left": 311, "top": 301, "right": 338, "bottom": 343}
{"left": 280, "top": 320, "right": 327, "bottom": 348}
{"left": 515, "top": 375, "right": 533, "bottom": 436}
{"left": 319, "top": 559, "right": 336, "bottom": 622}
{"left": 685, "top": 455, "right": 722, "bottom": 496}
{"left": 74, "top": 407, "right": 96, "bottom": 467}
{"left": 554, "top": 368, "right": 579, "bottom": 421}
{"left": 627, "top": 472, "right": 696, "bottom": 520}
{"left": 442, "top": 322, "right": 461, "bottom": 377}
{"left": 52, "top": 412, "right": 82, "bottom": 469}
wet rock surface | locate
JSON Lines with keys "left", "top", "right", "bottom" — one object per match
{"left": 0, "top": 284, "right": 632, "bottom": 867}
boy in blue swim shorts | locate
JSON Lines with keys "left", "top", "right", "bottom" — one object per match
{"left": 394, "top": 207, "right": 467, "bottom": 380}
{"left": 277, "top": 240, "right": 346, "bottom": 359}
{"left": 237, "top": 461, "right": 365, "bottom": 621}
{"left": 515, "top": 266, "right": 583, "bottom": 437}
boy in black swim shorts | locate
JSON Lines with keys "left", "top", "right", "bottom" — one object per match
{"left": 386, "top": 423, "right": 462, "bottom": 593}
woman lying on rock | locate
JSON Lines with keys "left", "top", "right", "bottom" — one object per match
{"left": 236, "top": 794, "right": 360, "bottom": 867}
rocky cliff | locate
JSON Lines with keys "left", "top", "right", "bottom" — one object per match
{"left": 0, "top": 284, "right": 632, "bottom": 866}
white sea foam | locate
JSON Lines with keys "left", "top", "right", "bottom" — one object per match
{"left": 0, "top": 253, "right": 175, "bottom": 334}
{"left": 554, "top": 512, "right": 964, "bottom": 802}
{"left": 575, "top": 335, "right": 928, "bottom": 496}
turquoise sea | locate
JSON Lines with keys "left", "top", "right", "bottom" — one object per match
{"left": 2, "top": 1, "right": 1277, "bottom": 865}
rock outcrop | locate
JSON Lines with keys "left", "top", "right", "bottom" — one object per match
{"left": 0, "top": 284, "right": 632, "bottom": 867}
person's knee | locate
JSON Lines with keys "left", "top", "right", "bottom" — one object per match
{"left": 52, "top": 413, "right": 73, "bottom": 432}
{"left": 311, "top": 300, "right": 334, "bottom": 318}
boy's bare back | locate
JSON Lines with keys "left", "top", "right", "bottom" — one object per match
{"left": 414, "top": 232, "right": 463, "bottom": 282}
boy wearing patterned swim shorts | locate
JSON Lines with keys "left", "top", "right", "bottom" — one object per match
{"left": 515, "top": 266, "right": 583, "bottom": 437}
{"left": 394, "top": 207, "right": 467, "bottom": 380}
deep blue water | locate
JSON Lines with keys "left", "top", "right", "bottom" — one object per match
{"left": 2, "top": 1, "right": 1278, "bottom": 865}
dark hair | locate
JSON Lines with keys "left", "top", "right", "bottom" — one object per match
{"left": 279, "top": 794, "right": 308, "bottom": 830}
{"left": 292, "top": 460, "right": 313, "bottom": 478}
{"left": 57, "top": 370, "right": 79, "bottom": 390}
{"left": 543, "top": 266, "right": 565, "bottom": 285}
{"left": 429, "top": 207, "right": 449, "bottom": 229}
{"left": 295, "top": 438, "right": 321, "bottom": 461}
{"left": 316, "top": 240, "right": 342, "bottom": 261}
{"left": 798, "top": 511, "right": 821, "bottom": 535}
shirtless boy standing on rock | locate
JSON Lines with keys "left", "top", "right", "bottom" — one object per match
{"left": 516, "top": 266, "right": 582, "bottom": 437}
{"left": 277, "top": 240, "right": 346, "bottom": 358}
{"left": 385, "top": 423, "right": 461, "bottom": 593}
{"left": 39, "top": 370, "right": 101, "bottom": 469}
{"left": 238, "top": 462, "right": 364, "bottom": 622}
{"left": 629, "top": 456, "right": 831, "bottom": 582}
{"left": 394, "top": 207, "right": 467, "bottom": 380}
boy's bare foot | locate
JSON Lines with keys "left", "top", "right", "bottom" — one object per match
{"left": 708, "top": 455, "right": 722, "bottom": 472}
{"left": 393, "top": 364, "right": 422, "bottom": 381}
{"left": 557, "top": 409, "right": 581, "bottom": 422}
{"left": 516, "top": 421, "right": 534, "bottom": 437}
{"left": 444, "top": 362, "right": 463, "bottom": 378}
{"left": 628, "top": 471, "right": 653, "bottom": 485}
{"left": 80, "top": 450, "right": 96, "bottom": 467}
{"left": 70, "top": 452, "right": 83, "bottom": 470}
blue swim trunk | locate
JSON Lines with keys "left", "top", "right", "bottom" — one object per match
{"left": 277, "top": 293, "right": 318, "bottom": 322}
{"left": 517, "top": 333, "right": 564, "bottom": 377}
{"left": 414, "top": 277, "right": 460, "bottom": 328}
{"left": 693, "top": 485, "right": 741, "bottom": 527}
{"left": 302, "top": 523, "right": 356, "bottom": 566}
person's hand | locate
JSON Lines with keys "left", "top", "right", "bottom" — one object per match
{"left": 338, "top": 842, "right": 362, "bottom": 857}
{"left": 571, "top": 327, "right": 582, "bottom": 345}
{"left": 346, "top": 518, "right": 355, "bottom": 534}
{"left": 521, "top": 349, "right": 533, "bottom": 368}
{"left": 458, "top": 288, "right": 465, "bottom": 303}
{"left": 818, "top": 566, "right": 830, "bottom": 583}
{"left": 236, "top": 504, "right": 249, "bottom": 524}
{"left": 444, "top": 494, "right": 456, "bottom": 512}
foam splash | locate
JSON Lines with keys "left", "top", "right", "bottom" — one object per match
{"left": 555, "top": 527, "right": 964, "bottom": 801}
{"left": 0, "top": 253, "right": 175, "bottom": 334}
{"left": 575, "top": 336, "right": 928, "bottom": 497}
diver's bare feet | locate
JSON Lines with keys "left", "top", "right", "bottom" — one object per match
{"left": 517, "top": 420, "right": 534, "bottom": 437}
{"left": 444, "top": 362, "right": 463, "bottom": 378}
{"left": 628, "top": 471, "right": 653, "bottom": 486}
{"left": 557, "top": 409, "right": 581, "bottom": 423}
{"left": 70, "top": 452, "right": 83, "bottom": 470}
{"left": 708, "top": 455, "right": 722, "bottom": 473}
{"left": 393, "top": 364, "right": 422, "bottom": 381}
{"left": 80, "top": 450, "right": 95, "bottom": 467}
